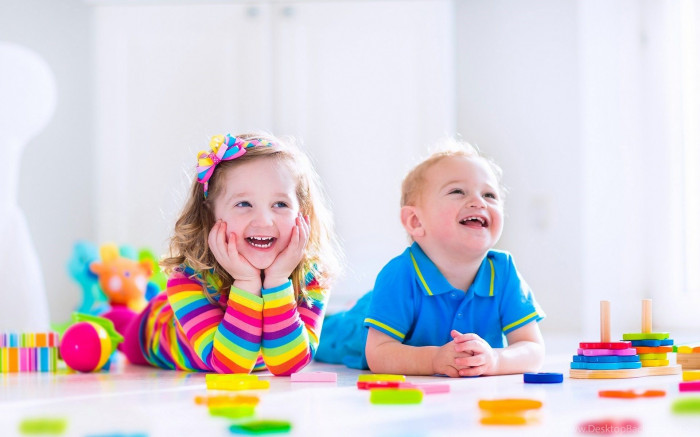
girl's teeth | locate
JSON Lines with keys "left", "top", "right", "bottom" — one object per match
{"left": 248, "top": 237, "right": 273, "bottom": 248}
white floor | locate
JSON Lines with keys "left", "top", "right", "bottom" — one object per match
{"left": 1, "top": 351, "right": 699, "bottom": 437}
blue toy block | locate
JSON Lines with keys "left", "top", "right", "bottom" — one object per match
{"left": 572, "top": 355, "right": 641, "bottom": 363}
{"left": 570, "top": 361, "right": 642, "bottom": 370}
{"left": 524, "top": 372, "right": 563, "bottom": 383}
{"left": 630, "top": 339, "right": 674, "bottom": 347}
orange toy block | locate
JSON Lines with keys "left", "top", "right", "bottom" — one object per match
{"left": 635, "top": 346, "right": 673, "bottom": 354}
{"left": 598, "top": 389, "right": 665, "bottom": 399}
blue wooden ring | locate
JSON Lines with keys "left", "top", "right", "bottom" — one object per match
{"left": 524, "top": 372, "right": 563, "bottom": 383}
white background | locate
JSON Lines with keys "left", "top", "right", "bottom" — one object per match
{"left": 1, "top": 0, "right": 698, "bottom": 339}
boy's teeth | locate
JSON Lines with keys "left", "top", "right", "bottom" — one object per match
{"left": 461, "top": 217, "right": 485, "bottom": 225}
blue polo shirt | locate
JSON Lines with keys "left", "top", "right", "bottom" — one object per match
{"left": 363, "top": 242, "right": 545, "bottom": 349}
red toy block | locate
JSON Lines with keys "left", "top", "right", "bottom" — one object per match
{"left": 357, "top": 380, "right": 402, "bottom": 390}
{"left": 579, "top": 342, "right": 631, "bottom": 350}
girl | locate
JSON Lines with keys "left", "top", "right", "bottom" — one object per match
{"left": 122, "top": 132, "right": 340, "bottom": 375}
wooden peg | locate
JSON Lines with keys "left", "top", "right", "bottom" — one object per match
{"left": 600, "top": 300, "right": 610, "bottom": 342}
{"left": 642, "top": 299, "right": 652, "bottom": 333}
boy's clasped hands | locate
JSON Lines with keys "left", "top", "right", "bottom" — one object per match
{"left": 434, "top": 330, "right": 499, "bottom": 377}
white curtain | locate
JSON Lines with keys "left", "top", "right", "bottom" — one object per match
{"left": 580, "top": 0, "right": 700, "bottom": 333}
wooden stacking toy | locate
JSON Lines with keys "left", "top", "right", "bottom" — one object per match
{"left": 570, "top": 300, "right": 681, "bottom": 379}
{"left": 675, "top": 344, "right": 700, "bottom": 370}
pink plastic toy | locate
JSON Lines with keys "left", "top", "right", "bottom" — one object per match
{"left": 59, "top": 314, "right": 123, "bottom": 372}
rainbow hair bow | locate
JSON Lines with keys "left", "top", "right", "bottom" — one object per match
{"left": 196, "top": 134, "right": 273, "bottom": 198}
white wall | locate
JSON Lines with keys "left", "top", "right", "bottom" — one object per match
{"left": 455, "top": 0, "right": 583, "bottom": 335}
{"left": 3, "top": 0, "right": 694, "bottom": 337}
{"left": 0, "top": 0, "right": 95, "bottom": 323}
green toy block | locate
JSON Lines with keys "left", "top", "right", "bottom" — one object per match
{"left": 229, "top": 420, "right": 292, "bottom": 434}
{"left": 370, "top": 388, "right": 423, "bottom": 404}
{"left": 671, "top": 397, "right": 700, "bottom": 414}
{"left": 622, "top": 333, "right": 670, "bottom": 341}
{"left": 19, "top": 417, "right": 67, "bottom": 435}
{"left": 209, "top": 405, "right": 256, "bottom": 419}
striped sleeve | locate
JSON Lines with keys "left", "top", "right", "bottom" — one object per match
{"left": 166, "top": 273, "right": 263, "bottom": 373}
{"left": 260, "top": 278, "right": 329, "bottom": 375}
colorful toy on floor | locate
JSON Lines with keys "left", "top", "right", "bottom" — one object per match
{"left": 683, "top": 370, "right": 700, "bottom": 381}
{"left": 569, "top": 300, "right": 681, "bottom": 379}
{"left": 194, "top": 393, "right": 260, "bottom": 421}
{"left": 369, "top": 388, "right": 423, "bottom": 404}
{"left": 229, "top": 420, "right": 292, "bottom": 435}
{"left": 478, "top": 398, "right": 542, "bottom": 426}
{"left": 18, "top": 417, "right": 67, "bottom": 435}
{"left": 676, "top": 344, "right": 700, "bottom": 370}
{"left": 399, "top": 382, "right": 450, "bottom": 394}
{"left": 209, "top": 405, "right": 256, "bottom": 419}
{"left": 205, "top": 373, "right": 270, "bottom": 391}
{"left": 524, "top": 372, "right": 563, "bottom": 383}
{"left": 357, "top": 380, "right": 402, "bottom": 390}
{"left": 357, "top": 373, "right": 405, "bottom": 382}
{"left": 194, "top": 394, "right": 260, "bottom": 406}
{"left": 59, "top": 313, "right": 123, "bottom": 373}
{"left": 358, "top": 380, "right": 449, "bottom": 393}
{"left": 0, "top": 332, "right": 59, "bottom": 373}
{"left": 598, "top": 389, "right": 665, "bottom": 399}
{"left": 671, "top": 397, "right": 700, "bottom": 414}
{"left": 679, "top": 381, "right": 700, "bottom": 392}
{"left": 622, "top": 299, "right": 678, "bottom": 368}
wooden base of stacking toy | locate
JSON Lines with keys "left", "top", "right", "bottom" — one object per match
{"left": 570, "top": 364, "right": 681, "bottom": 379}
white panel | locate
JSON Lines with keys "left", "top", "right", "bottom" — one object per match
{"left": 94, "top": 4, "right": 274, "bottom": 254}
{"left": 271, "top": 0, "right": 456, "bottom": 307}
{"left": 455, "top": 0, "right": 581, "bottom": 333}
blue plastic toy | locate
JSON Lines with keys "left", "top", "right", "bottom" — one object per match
{"left": 67, "top": 241, "right": 109, "bottom": 315}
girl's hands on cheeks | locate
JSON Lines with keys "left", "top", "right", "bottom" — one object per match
{"left": 263, "top": 214, "right": 310, "bottom": 289}
{"left": 208, "top": 220, "right": 262, "bottom": 295}
{"left": 451, "top": 330, "right": 499, "bottom": 376}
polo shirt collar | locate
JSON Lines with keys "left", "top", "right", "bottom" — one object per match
{"left": 468, "top": 253, "right": 496, "bottom": 297}
{"left": 408, "top": 242, "right": 495, "bottom": 298}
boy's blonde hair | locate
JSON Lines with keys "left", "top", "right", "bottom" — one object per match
{"left": 401, "top": 138, "right": 505, "bottom": 207}
{"left": 161, "top": 132, "right": 340, "bottom": 303}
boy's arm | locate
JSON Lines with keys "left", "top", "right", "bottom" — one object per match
{"left": 496, "top": 321, "right": 545, "bottom": 373}
{"left": 365, "top": 327, "right": 466, "bottom": 377}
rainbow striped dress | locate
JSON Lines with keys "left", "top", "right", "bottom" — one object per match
{"left": 137, "top": 265, "right": 328, "bottom": 375}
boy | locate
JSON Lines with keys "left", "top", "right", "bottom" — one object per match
{"left": 317, "top": 140, "right": 545, "bottom": 376}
